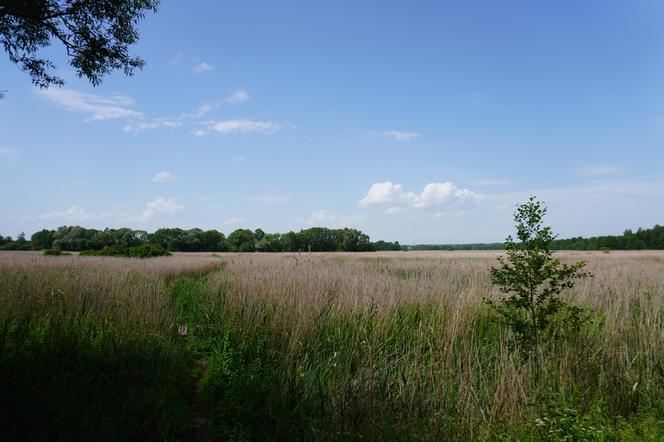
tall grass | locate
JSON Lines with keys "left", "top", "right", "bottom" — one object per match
{"left": 196, "top": 252, "right": 664, "bottom": 439}
{"left": 1, "top": 251, "right": 663, "bottom": 440}
{"left": 0, "top": 252, "right": 221, "bottom": 441}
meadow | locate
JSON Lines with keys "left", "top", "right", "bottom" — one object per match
{"left": 0, "top": 250, "right": 663, "bottom": 440}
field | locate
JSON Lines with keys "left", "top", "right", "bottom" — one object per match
{"left": 1, "top": 250, "right": 663, "bottom": 441}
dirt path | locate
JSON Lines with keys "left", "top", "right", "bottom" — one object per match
{"left": 187, "top": 361, "right": 212, "bottom": 441}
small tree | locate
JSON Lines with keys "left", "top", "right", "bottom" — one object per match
{"left": 487, "top": 196, "right": 591, "bottom": 373}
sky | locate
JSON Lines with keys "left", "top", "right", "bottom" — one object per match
{"left": 2, "top": 0, "right": 664, "bottom": 244}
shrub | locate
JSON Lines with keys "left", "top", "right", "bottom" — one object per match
{"left": 128, "top": 243, "right": 170, "bottom": 258}
{"left": 80, "top": 245, "right": 126, "bottom": 256}
{"left": 43, "top": 248, "right": 71, "bottom": 256}
{"left": 80, "top": 244, "right": 170, "bottom": 258}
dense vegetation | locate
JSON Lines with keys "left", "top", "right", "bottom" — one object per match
{"left": 1, "top": 252, "right": 663, "bottom": 440}
{"left": 408, "top": 224, "right": 664, "bottom": 251}
{"left": 2, "top": 223, "right": 663, "bottom": 253}
{"left": 79, "top": 243, "right": 170, "bottom": 258}
{"left": 1, "top": 225, "right": 402, "bottom": 253}
{"left": 553, "top": 225, "right": 664, "bottom": 250}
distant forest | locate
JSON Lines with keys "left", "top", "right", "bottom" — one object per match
{"left": 0, "top": 224, "right": 663, "bottom": 253}
{"left": 408, "top": 224, "right": 664, "bottom": 251}
{"left": 0, "top": 226, "right": 401, "bottom": 253}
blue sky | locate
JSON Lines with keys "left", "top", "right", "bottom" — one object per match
{"left": 2, "top": 0, "right": 664, "bottom": 243}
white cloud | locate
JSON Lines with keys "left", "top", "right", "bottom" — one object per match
{"left": 191, "top": 128, "right": 208, "bottom": 137}
{"left": 152, "top": 172, "right": 175, "bottom": 183}
{"left": 359, "top": 182, "right": 415, "bottom": 206}
{"left": 359, "top": 181, "right": 482, "bottom": 213}
{"left": 252, "top": 193, "right": 292, "bottom": 204}
{"left": 412, "top": 182, "right": 482, "bottom": 209}
{"left": 123, "top": 101, "right": 221, "bottom": 132}
{"left": 196, "top": 119, "right": 286, "bottom": 136}
{"left": 306, "top": 209, "right": 363, "bottom": 228}
{"left": 572, "top": 164, "right": 626, "bottom": 177}
{"left": 123, "top": 116, "right": 184, "bottom": 132}
{"left": 226, "top": 89, "right": 250, "bottom": 104}
{"left": 193, "top": 62, "right": 214, "bottom": 74}
{"left": 36, "top": 88, "right": 143, "bottom": 121}
{"left": 433, "top": 210, "right": 465, "bottom": 218}
{"left": 39, "top": 206, "right": 113, "bottom": 222}
{"left": 384, "top": 130, "right": 419, "bottom": 142}
{"left": 0, "top": 147, "right": 18, "bottom": 159}
{"left": 167, "top": 51, "right": 184, "bottom": 64}
{"left": 222, "top": 217, "right": 245, "bottom": 225}
{"left": 195, "top": 102, "right": 216, "bottom": 116}
{"left": 140, "top": 197, "right": 183, "bottom": 220}
{"left": 382, "top": 206, "right": 404, "bottom": 215}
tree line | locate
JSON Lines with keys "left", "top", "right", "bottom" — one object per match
{"left": 406, "top": 224, "right": 664, "bottom": 251}
{"left": 0, "top": 226, "right": 402, "bottom": 253}
{"left": 2, "top": 223, "right": 663, "bottom": 253}
{"left": 551, "top": 224, "right": 664, "bottom": 250}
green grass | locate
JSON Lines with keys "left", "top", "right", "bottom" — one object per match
{"left": 0, "top": 265, "right": 207, "bottom": 441}
{"left": 173, "top": 277, "right": 664, "bottom": 440}
{"left": 2, "top": 254, "right": 664, "bottom": 440}
{"left": 0, "top": 298, "right": 191, "bottom": 441}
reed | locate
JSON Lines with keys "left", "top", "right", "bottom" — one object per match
{"left": 1, "top": 250, "right": 663, "bottom": 440}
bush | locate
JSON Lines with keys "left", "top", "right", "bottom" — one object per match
{"left": 43, "top": 248, "right": 71, "bottom": 256}
{"left": 128, "top": 243, "right": 171, "bottom": 258}
{"left": 80, "top": 245, "right": 125, "bottom": 256}
{"left": 80, "top": 244, "right": 170, "bottom": 258}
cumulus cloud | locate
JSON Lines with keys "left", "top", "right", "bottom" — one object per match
{"left": 227, "top": 89, "right": 250, "bottom": 104}
{"left": 384, "top": 130, "right": 419, "bottom": 142}
{"left": 140, "top": 197, "right": 183, "bottom": 220}
{"left": 36, "top": 88, "right": 143, "bottom": 121}
{"left": 412, "top": 182, "right": 481, "bottom": 209}
{"left": 193, "top": 62, "right": 214, "bottom": 74}
{"left": 359, "top": 181, "right": 482, "bottom": 213}
{"left": 152, "top": 172, "right": 175, "bottom": 183}
{"left": 358, "top": 181, "right": 416, "bottom": 206}
{"left": 195, "top": 119, "right": 287, "bottom": 136}
{"left": 572, "top": 164, "right": 625, "bottom": 177}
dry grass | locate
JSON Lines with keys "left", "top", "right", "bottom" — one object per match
{"left": 0, "top": 251, "right": 223, "bottom": 336}
{"left": 204, "top": 251, "right": 664, "bottom": 437}
{"left": 0, "top": 250, "right": 221, "bottom": 278}
{"left": 1, "top": 250, "right": 663, "bottom": 439}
